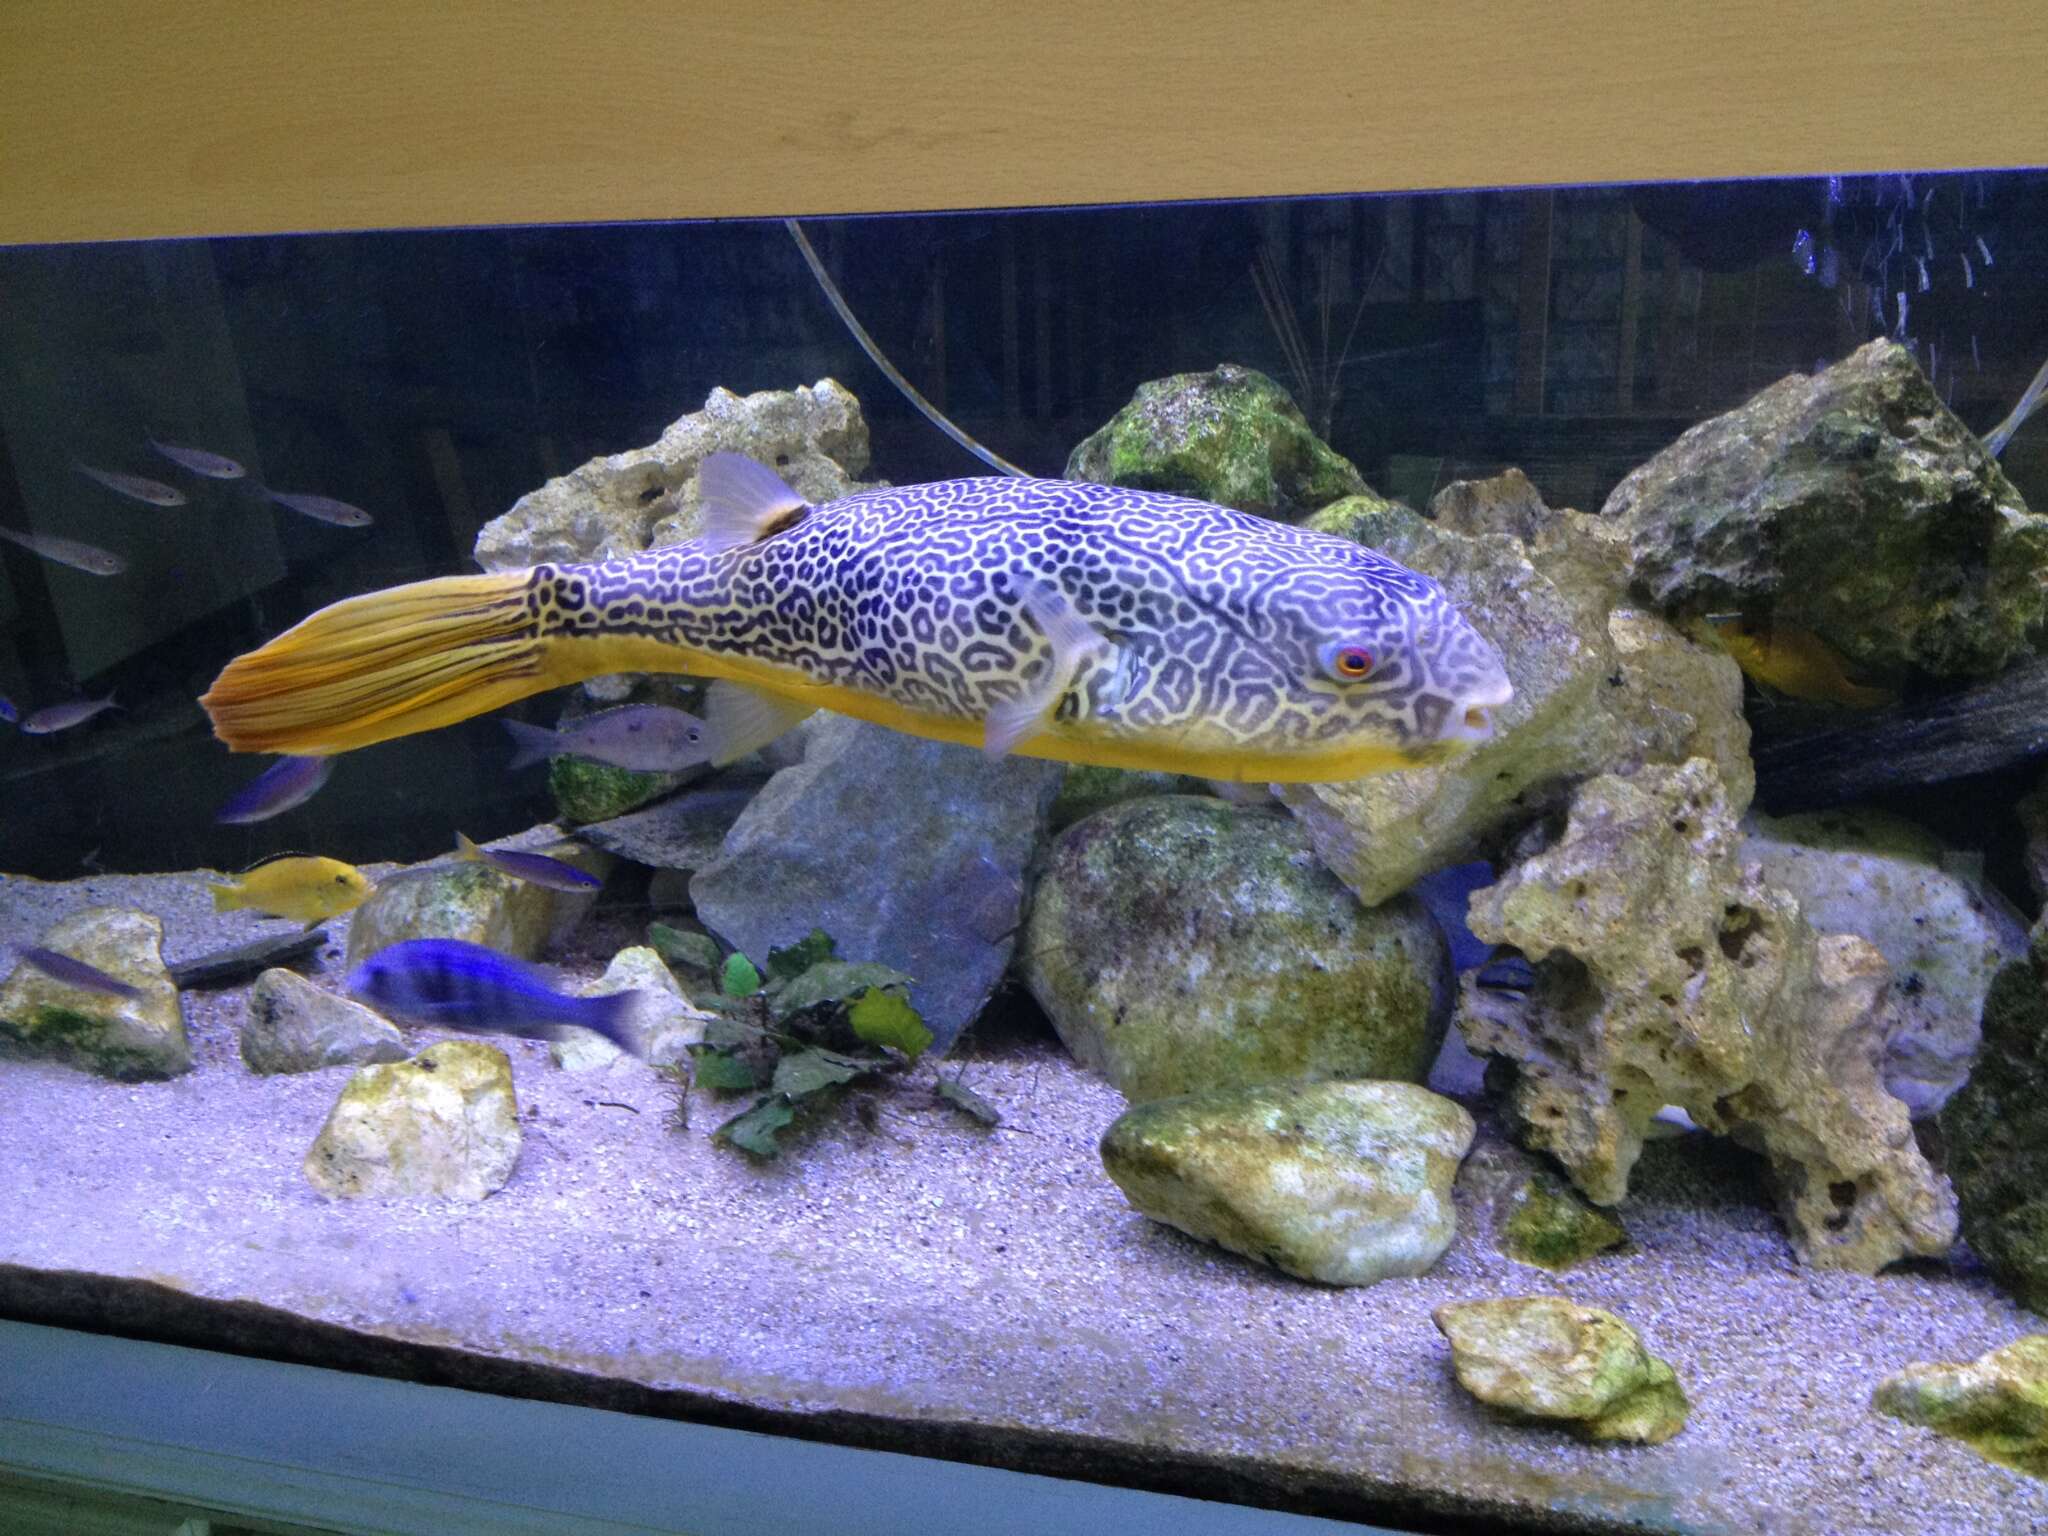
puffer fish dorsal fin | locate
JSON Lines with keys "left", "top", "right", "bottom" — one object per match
{"left": 702, "top": 679, "right": 816, "bottom": 766}
{"left": 698, "top": 453, "right": 808, "bottom": 553}
{"left": 983, "top": 577, "right": 1114, "bottom": 759}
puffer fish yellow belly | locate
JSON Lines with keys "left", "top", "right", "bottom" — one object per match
{"left": 203, "top": 456, "right": 1514, "bottom": 784}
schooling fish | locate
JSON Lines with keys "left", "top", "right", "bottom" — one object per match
{"left": 453, "top": 831, "right": 602, "bottom": 893}
{"left": 504, "top": 705, "right": 711, "bottom": 772}
{"left": 211, "top": 855, "right": 372, "bottom": 926}
{"left": 149, "top": 439, "right": 247, "bottom": 480}
{"left": 18, "top": 945, "right": 144, "bottom": 999}
{"left": 201, "top": 455, "right": 1513, "bottom": 783}
{"left": 0, "top": 525, "right": 127, "bottom": 576}
{"left": 1689, "top": 616, "right": 1894, "bottom": 708}
{"left": 346, "top": 937, "right": 646, "bottom": 1055}
{"left": 75, "top": 463, "right": 185, "bottom": 507}
{"left": 21, "top": 694, "right": 118, "bottom": 734}
{"left": 267, "top": 491, "right": 374, "bottom": 528}
{"left": 215, "top": 754, "right": 334, "bottom": 824}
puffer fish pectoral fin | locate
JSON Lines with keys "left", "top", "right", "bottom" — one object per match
{"left": 697, "top": 453, "right": 809, "bottom": 553}
{"left": 982, "top": 577, "right": 1113, "bottom": 760}
{"left": 702, "top": 679, "right": 816, "bottom": 766}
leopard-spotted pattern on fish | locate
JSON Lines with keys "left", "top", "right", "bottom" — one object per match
{"left": 520, "top": 476, "right": 1509, "bottom": 761}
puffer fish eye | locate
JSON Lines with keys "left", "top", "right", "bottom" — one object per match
{"left": 1320, "top": 641, "right": 1378, "bottom": 681}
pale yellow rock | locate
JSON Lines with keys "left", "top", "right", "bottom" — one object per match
{"left": 550, "top": 944, "right": 713, "bottom": 1072}
{"left": 1458, "top": 758, "right": 1956, "bottom": 1272}
{"left": 1099, "top": 1080, "right": 1475, "bottom": 1286}
{"left": 0, "top": 906, "right": 188, "bottom": 1079}
{"left": 1434, "top": 1296, "right": 1688, "bottom": 1444}
{"left": 344, "top": 834, "right": 609, "bottom": 967}
{"left": 304, "top": 1040, "right": 521, "bottom": 1201}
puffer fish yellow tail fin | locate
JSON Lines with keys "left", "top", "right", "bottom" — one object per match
{"left": 202, "top": 572, "right": 576, "bottom": 756}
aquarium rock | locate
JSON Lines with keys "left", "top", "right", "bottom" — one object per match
{"left": 1432, "top": 1297, "right": 1689, "bottom": 1445}
{"left": 1607, "top": 338, "right": 2048, "bottom": 680}
{"left": 475, "top": 379, "right": 876, "bottom": 570}
{"left": 1940, "top": 923, "right": 2048, "bottom": 1315}
{"left": 303, "top": 1039, "right": 522, "bottom": 1201}
{"left": 0, "top": 907, "right": 188, "bottom": 1080}
{"left": 1497, "top": 1171, "right": 1629, "bottom": 1271}
{"left": 1743, "top": 807, "right": 2026, "bottom": 1117}
{"left": 573, "top": 773, "right": 771, "bottom": 870}
{"left": 168, "top": 927, "right": 326, "bottom": 990}
{"left": 1872, "top": 1335, "right": 2048, "bottom": 1479}
{"left": 1099, "top": 1079, "right": 1474, "bottom": 1286}
{"left": 1460, "top": 758, "right": 1956, "bottom": 1272}
{"left": 1048, "top": 765, "right": 1213, "bottom": 833}
{"left": 1064, "top": 364, "right": 1368, "bottom": 521}
{"left": 1021, "top": 795, "right": 1451, "bottom": 1101}
{"left": 1282, "top": 481, "right": 1750, "bottom": 905}
{"left": 344, "top": 834, "right": 609, "bottom": 968}
{"left": 691, "top": 714, "right": 1061, "bottom": 1051}
{"left": 241, "top": 967, "right": 406, "bottom": 1075}
{"left": 551, "top": 944, "right": 711, "bottom": 1072}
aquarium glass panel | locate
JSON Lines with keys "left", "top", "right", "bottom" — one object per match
{"left": 4, "top": 171, "right": 2048, "bottom": 1534}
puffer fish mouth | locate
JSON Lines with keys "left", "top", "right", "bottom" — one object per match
{"left": 1439, "top": 667, "right": 1515, "bottom": 746}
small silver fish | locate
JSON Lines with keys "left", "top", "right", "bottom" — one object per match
{"left": 216, "top": 753, "right": 334, "bottom": 824}
{"left": 19, "top": 946, "right": 143, "bottom": 999}
{"left": 0, "top": 525, "right": 126, "bottom": 576}
{"left": 150, "top": 439, "right": 246, "bottom": 480}
{"left": 504, "top": 705, "right": 711, "bottom": 773}
{"left": 268, "top": 491, "right": 373, "bottom": 528}
{"left": 21, "top": 694, "right": 118, "bottom": 734}
{"left": 1977, "top": 236, "right": 1994, "bottom": 268}
{"left": 75, "top": 463, "right": 185, "bottom": 507}
{"left": 454, "top": 832, "right": 602, "bottom": 892}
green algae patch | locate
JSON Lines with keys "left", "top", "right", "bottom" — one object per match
{"left": 0, "top": 906, "right": 189, "bottom": 1080}
{"left": 1434, "top": 1296, "right": 1688, "bottom": 1445}
{"left": 1499, "top": 1172, "right": 1629, "bottom": 1270}
{"left": 1066, "top": 364, "right": 1369, "bottom": 522}
{"left": 1873, "top": 1335, "right": 2048, "bottom": 1478}
{"left": 549, "top": 753, "right": 676, "bottom": 824}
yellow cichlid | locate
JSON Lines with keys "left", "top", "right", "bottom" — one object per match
{"left": 1689, "top": 616, "right": 1895, "bottom": 709}
{"left": 211, "top": 856, "right": 373, "bottom": 926}
{"left": 200, "top": 455, "right": 1514, "bottom": 783}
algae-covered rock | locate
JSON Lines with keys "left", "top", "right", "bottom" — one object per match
{"left": 242, "top": 967, "right": 406, "bottom": 1074}
{"left": 344, "top": 836, "right": 608, "bottom": 967}
{"left": 549, "top": 754, "right": 678, "bottom": 825}
{"left": 0, "top": 907, "right": 188, "bottom": 1079}
{"left": 1498, "top": 1172, "right": 1628, "bottom": 1270}
{"left": 1433, "top": 1296, "right": 1688, "bottom": 1444}
{"left": 1100, "top": 1080, "right": 1474, "bottom": 1285}
{"left": 303, "top": 1039, "right": 521, "bottom": 1201}
{"left": 474, "top": 379, "right": 876, "bottom": 569}
{"left": 1872, "top": 1335, "right": 2048, "bottom": 1478}
{"left": 1022, "top": 796, "right": 1451, "bottom": 1101}
{"left": 1745, "top": 806, "right": 2026, "bottom": 1117}
{"left": 692, "top": 714, "right": 1061, "bottom": 1052}
{"left": 550, "top": 944, "right": 712, "bottom": 1072}
{"left": 1940, "top": 924, "right": 2048, "bottom": 1314}
{"left": 1460, "top": 758, "right": 1956, "bottom": 1272}
{"left": 1607, "top": 338, "right": 2048, "bottom": 679}
{"left": 1049, "top": 766, "right": 1211, "bottom": 833}
{"left": 1280, "top": 478, "right": 1750, "bottom": 905}
{"left": 1065, "top": 365, "right": 1368, "bottom": 521}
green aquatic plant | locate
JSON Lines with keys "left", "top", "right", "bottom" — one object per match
{"left": 664, "top": 926, "right": 956, "bottom": 1160}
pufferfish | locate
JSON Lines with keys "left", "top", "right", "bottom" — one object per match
{"left": 201, "top": 455, "right": 1513, "bottom": 783}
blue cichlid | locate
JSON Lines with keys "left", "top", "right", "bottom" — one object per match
{"left": 18, "top": 946, "right": 144, "bottom": 999}
{"left": 453, "top": 832, "right": 602, "bottom": 892}
{"left": 346, "top": 938, "right": 645, "bottom": 1056}
{"left": 0, "top": 693, "right": 14, "bottom": 724}
{"left": 216, "top": 754, "right": 334, "bottom": 824}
